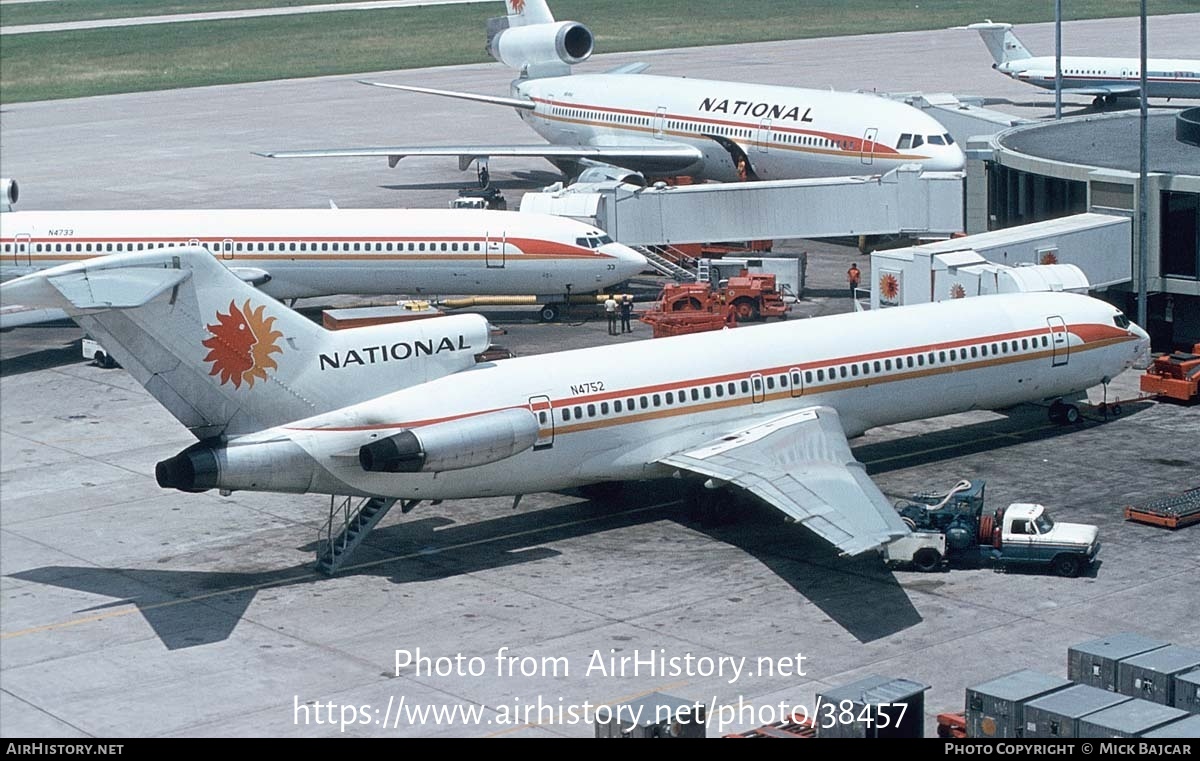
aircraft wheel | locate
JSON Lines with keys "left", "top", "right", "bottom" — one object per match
{"left": 1062, "top": 404, "right": 1080, "bottom": 424}
{"left": 538, "top": 303, "right": 561, "bottom": 322}
{"left": 1093, "top": 95, "right": 1106, "bottom": 109}
{"left": 1111, "top": 403, "right": 1122, "bottom": 417}
{"left": 912, "top": 547, "right": 942, "bottom": 573}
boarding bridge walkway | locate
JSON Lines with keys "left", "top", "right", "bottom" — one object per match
{"left": 520, "top": 166, "right": 964, "bottom": 248}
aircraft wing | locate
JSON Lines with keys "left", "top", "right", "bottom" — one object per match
{"left": 257, "top": 143, "right": 705, "bottom": 174}
{"left": 1058, "top": 84, "right": 1141, "bottom": 97}
{"left": 659, "top": 406, "right": 910, "bottom": 556}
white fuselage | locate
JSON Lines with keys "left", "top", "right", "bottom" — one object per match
{"left": 999, "top": 55, "right": 1200, "bottom": 99}
{"left": 0, "top": 208, "right": 646, "bottom": 299}
{"left": 250, "top": 291, "right": 1146, "bottom": 500}
{"left": 513, "top": 74, "right": 965, "bottom": 181}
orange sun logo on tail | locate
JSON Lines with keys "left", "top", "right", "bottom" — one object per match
{"left": 202, "top": 300, "right": 283, "bottom": 389}
{"left": 510, "top": 0, "right": 526, "bottom": 13}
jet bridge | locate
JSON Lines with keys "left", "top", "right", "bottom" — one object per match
{"left": 519, "top": 165, "right": 964, "bottom": 246}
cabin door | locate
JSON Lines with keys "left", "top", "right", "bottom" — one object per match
{"left": 486, "top": 233, "right": 506, "bottom": 268}
{"left": 653, "top": 107, "right": 666, "bottom": 139}
{"left": 788, "top": 367, "right": 805, "bottom": 398}
{"left": 14, "top": 233, "right": 31, "bottom": 265}
{"left": 756, "top": 118, "right": 772, "bottom": 153}
{"left": 1048, "top": 316, "right": 1069, "bottom": 366}
{"left": 528, "top": 395, "right": 554, "bottom": 450}
{"left": 750, "top": 373, "right": 766, "bottom": 403}
{"left": 861, "top": 127, "right": 879, "bottom": 165}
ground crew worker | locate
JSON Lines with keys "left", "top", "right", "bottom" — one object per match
{"left": 847, "top": 262, "right": 861, "bottom": 299}
{"left": 605, "top": 295, "right": 619, "bottom": 335}
{"left": 619, "top": 295, "right": 634, "bottom": 333}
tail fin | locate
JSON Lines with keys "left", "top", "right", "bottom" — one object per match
{"left": 1, "top": 248, "right": 491, "bottom": 439}
{"left": 505, "top": 0, "right": 555, "bottom": 26}
{"left": 965, "top": 21, "right": 1033, "bottom": 65}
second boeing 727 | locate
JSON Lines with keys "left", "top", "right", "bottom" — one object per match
{"left": 0, "top": 183, "right": 646, "bottom": 326}
{"left": 263, "top": 0, "right": 964, "bottom": 183}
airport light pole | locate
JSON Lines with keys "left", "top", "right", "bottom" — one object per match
{"left": 1137, "top": 0, "right": 1148, "bottom": 329}
{"left": 1054, "top": 0, "right": 1062, "bottom": 120}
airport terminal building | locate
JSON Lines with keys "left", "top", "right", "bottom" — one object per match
{"left": 964, "top": 108, "right": 1200, "bottom": 348}
{"left": 965, "top": 109, "right": 1200, "bottom": 349}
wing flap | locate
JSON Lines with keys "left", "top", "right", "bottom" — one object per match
{"left": 660, "top": 407, "right": 910, "bottom": 556}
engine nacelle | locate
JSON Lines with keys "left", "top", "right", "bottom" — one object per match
{"left": 156, "top": 437, "right": 318, "bottom": 494}
{"left": 359, "top": 407, "right": 540, "bottom": 474}
{"left": 489, "top": 21, "right": 593, "bottom": 74}
{"left": 1, "top": 178, "right": 18, "bottom": 210}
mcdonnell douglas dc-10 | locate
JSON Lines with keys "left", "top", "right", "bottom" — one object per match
{"left": 2, "top": 248, "right": 1148, "bottom": 562}
{"left": 263, "top": 0, "right": 965, "bottom": 183}
{"left": 0, "top": 179, "right": 646, "bottom": 326}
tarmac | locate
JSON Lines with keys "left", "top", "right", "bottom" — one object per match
{"left": 2, "top": 14, "right": 1199, "bottom": 738}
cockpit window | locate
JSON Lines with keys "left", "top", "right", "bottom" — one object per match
{"left": 1114, "top": 313, "right": 1131, "bottom": 329}
{"left": 576, "top": 236, "right": 601, "bottom": 248}
{"left": 897, "top": 133, "right": 913, "bottom": 150}
{"left": 597, "top": 234, "right": 613, "bottom": 245}
{"left": 911, "top": 135, "right": 925, "bottom": 148}
{"left": 943, "top": 133, "right": 956, "bottom": 145}
{"left": 928, "top": 134, "right": 946, "bottom": 145}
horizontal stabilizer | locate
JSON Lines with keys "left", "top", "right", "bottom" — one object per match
{"left": 357, "top": 81, "right": 537, "bottom": 110}
{"left": 0, "top": 305, "right": 69, "bottom": 330}
{"left": 3, "top": 262, "right": 190, "bottom": 312}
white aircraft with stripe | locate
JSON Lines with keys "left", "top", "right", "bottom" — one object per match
{"left": 2, "top": 248, "right": 1149, "bottom": 557}
{"left": 263, "top": 0, "right": 965, "bottom": 183}
{"left": 0, "top": 188, "right": 646, "bottom": 327}
{"left": 965, "top": 21, "right": 1200, "bottom": 108}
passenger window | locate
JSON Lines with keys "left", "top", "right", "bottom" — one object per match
{"left": 727, "top": 382, "right": 736, "bottom": 395}
{"left": 816, "top": 369, "right": 824, "bottom": 381}
{"left": 640, "top": 397, "right": 648, "bottom": 409}
{"left": 691, "top": 389, "right": 699, "bottom": 401}
{"left": 1022, "top": 339, "right": 1028, "bottom": 350}
{"left": 740, "top": 381, "right": 749, "bottom": 393}
{"left": 1041, "top": 336, "right": 1048, "bottom": 347}
{"left": 715, "top": 385, "right": 724, "bottom": 398}
{"left": 652, "top": 394, "right": 661, "bottom": 406}
{"left": 906, "top": 357, "right": 914, "bottom": 368}
{"left": 874, "top": 361, "right": 881, "bottom": 373}
{"left": 971, "top": 346, "right": 978, "bottom": 358}
{"left": 703, "top": 387, "right": 711, "bottom": 399}
{"left": 562, "top": 408, "right": 571, "bottom": 421}
{"left": 539, "top": 412, "right": 547, "bottom": 424}
{"left": 802, "top": 371, "right": 811, "bottom": 384}
{"left": 574, "top": 406, "right": 583, "bottom": 418}
{"left": 587, "top": 404, "right": 596, "bottom": 417}
{"left": 939, "top": 351, "right": 946, "bottom": 363}
{"left": 766, "top": 377, "right": 775, "bottom": 390}
{"left": 851, "top": 365, "right": 859, "bottom": 377}
{"left": 614, "top": 400, "right": 622, "bottom": 413}
{"left": 839, "top": 366, "right": 847, "bottom": 378}
{"left": 665, "top": 392, "right": 674, "bottom": 404}
{"left": 981, "top": 345, "right": 989, "bottom": 356}
{"left": 917, "top": 355, "right": 925, "bottom": 366}
{"left": 885, "top": 359, "right": 892, "bottom": 370}
{"left": 627, "top": 397, "right": 635, "bottom": 410}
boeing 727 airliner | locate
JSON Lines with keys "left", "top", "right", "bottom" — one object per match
{"left": 3, "top": 248, "right": 1148, "bottom": 559}
{"left": 0, "top": 180, "right": 646, "bottom": 326}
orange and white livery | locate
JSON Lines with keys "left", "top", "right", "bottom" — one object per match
{"left": 0, "top": 200, "right": 647, "bottom": 326}
{"left": 264, "top": 0, "right": 965, "bottom": 182}
{"left": 3, "top": 248, "right": 1148, "bottom": 557}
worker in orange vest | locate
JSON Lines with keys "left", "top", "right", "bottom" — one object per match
{"left": 847, "top": 263, "right": 861, "bottom": 299}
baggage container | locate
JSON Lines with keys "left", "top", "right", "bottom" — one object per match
{"left": 1142, "top": 714, "right": 1200, "bottom": 738}
{"left": 1024, "top": 683, "right": 1133, "bottom": 738}
{"left": 1078, "top": 698, "right": 1187, "bottom": 738}
{"left": 966, "top": 670, "right": 1071, "bottom": 738}
{"left": 1173, "top": 668, "right": 1200, "bottom": 713}
{"left": 1117, "top": 645, "right": 1200, "bottom": 706}
{"left": 1068, "top": 632, "right": 1168, "bottom": 692}
{"left": 815, "top": 674, "right": 928, "bottom": 738}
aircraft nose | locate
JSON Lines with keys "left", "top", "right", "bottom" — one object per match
{"left": 930, "top": 144, "right": 966, "bottom": 172}
{"left": 603, "top": 243, "right": 648, "bottom": 277}
{"left": 1128, "top": 321, "right": 1152, "bottom": 366}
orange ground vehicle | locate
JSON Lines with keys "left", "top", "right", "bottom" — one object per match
{"left": 1139, "top": 343, "right": 1200, "bottom": 402}
{"left": 639, "top": 272, "right": 790, "bottom": 338}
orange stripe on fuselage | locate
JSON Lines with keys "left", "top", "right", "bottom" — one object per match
{"left": 286, "top": 324, "right": 1137, "bottom": 434}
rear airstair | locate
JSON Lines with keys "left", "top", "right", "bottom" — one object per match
{"left": 315, "top": 495, "right": 397, "bottom": 575}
